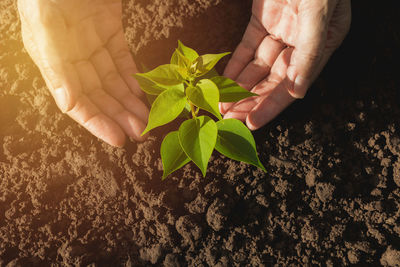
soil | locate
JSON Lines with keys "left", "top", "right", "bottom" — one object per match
{"left": 1, "top": 0, "right": 400, "bottom": 266}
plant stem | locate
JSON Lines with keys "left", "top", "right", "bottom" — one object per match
{"left": 187, "top": 79, "right": 198, "bottom": 119}
{"left": 190, "top": 101, "right": 197, "bottom": 119}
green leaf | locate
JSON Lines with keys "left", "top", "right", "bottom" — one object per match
{"left": 171, "top": 41, "right": 199, "bottom": 78}
{"left": 142, "top": 88, "right": 187, "bottom": 135}
{"left": 178, "top": 116, "right": 217, "bottom": 177}
{"left": 215, "top": 119, "right": 266, "bottom": 172}
{"left": 139, "top": 62, "right": 150, "bottom": 73}
{"left": 135, "top": 64, "right": 184, "bottom": 87}
{"left": 172, "top": 83, "right": 185, "bottom": 93}
{"left": 192, "top": 52, "right": 230, "bottom": 77}
{"left": 177, "top": 40, "right": 199, "bottom": 62}
{"left": 201, "top": 68, "right": 219, "bottom": 79}
{"left": 134, "top": 74, "right": 165, "bottom": 95}
{"left": 193, "top": 68, "right": 219, "bottom": 84}
{"left": 145, "top": 93, "right": 157, "bottom": 106}
{"left": 134, "top": 73, "right": 185, "bottom": 96}
{"left": 161, "top": 131, "right": 191, "bottom": 179}
{"left": 211, "top": 76, "right": 258, "bottom": 102}
{"left": 186, "top": 79, "right": 222, "bottom": 120}
{"left": 171, "top": 49, "right": 191, "bottom": 68}
{"left": 170, "top": 49, "right": 190, "bottom": 79}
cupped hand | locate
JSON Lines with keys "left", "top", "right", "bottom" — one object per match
{"left": 221, "top": 0, "right": 351, "bottom": 130}
{"left": 18, "top": 0, "right": 149, "bottom": 147}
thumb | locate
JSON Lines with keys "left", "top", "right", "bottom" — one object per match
{"left": 19, "top": 1, "right": 80, "bottom": 113}
{"left": 41, "top": 70, "right": 74, "bottom": 113}
{"left": 286, "top": 0, "right": 337, "bottom": 99}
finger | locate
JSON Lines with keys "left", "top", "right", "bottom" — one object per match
{"left": 75, "top": 61, "right": 147, "bottom": 142}
{"left": 89, "top": 3, "right": 144, "bottom": 98}
{"left": 89, "top": 47, "right": 149, "bottom": 123}
{"left": 286, "top": 0, "right": 338, "bottom": 99}
{"left": 287, "top": 0, "right": 351, "bottom": 98}
{"left": 17, "top": 0, "right": 129, "bottom": 147}
{"left": 105, "top": 29, "right": 144, "bottom": 98}
{"left": 18, "top": 1, "right": 81, "bottom": 113}
{"left": 87, "top": 90, "right": 147, "bottom": 142}
{"left": 66, "top": 94, "right": 127, "bottom": 147}
{"left": 246, "top": 82, "right": 295, "bottom": 131}
{"left": 220, "top": 35, "right": 285, "bottom": 114}
{"left": 223, "top": 47, "right": 293, "bottom": 123}
{"left": 106, "top": 0, "right": 123, "bottom": 18}
{"left": 223, "top": 16, "right": 267, "bottom": 81}
{"left": 247, "top": 48, "right": 295, "bottom": 130}
{"left": 222, "top": 97, "right": 258, "bottom": 123}
{"left": 70, "top": 15, "right": 148, "bottom": 122}
{"left": 39, "top": 62, "right": 82, "bottom": 114}
{"left": 236, "top": 36, "right": 286, "bottom": 90}
{"left": 19, "top": 19, "right": 41, "bottom": 67}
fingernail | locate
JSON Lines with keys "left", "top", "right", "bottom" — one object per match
{"left": 54, "top": 87, "right": 69, "bottom": 113}
{"left": 287, "top": 67, "right": 305, "bottom": 99}
{"left": 290, "top": 76, "right": 307, "bottom": 99}
{"left": 248, "top": 112, "right": 262, "bottom": 130}
{"left": 219, "top": 103, "right": 227, "bottom": 115}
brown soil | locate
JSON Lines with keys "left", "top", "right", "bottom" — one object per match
{"left": 1, "top": 0, "right": 400, "bottom": 266}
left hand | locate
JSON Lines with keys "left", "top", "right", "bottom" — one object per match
{"left": 18, "top": 0, "right": 149, "bottom": 147}
{"left": 221, "top": 0, "right": 351, "bottom": 130}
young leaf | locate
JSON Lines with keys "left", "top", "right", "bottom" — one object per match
{"left": 134, "top": 74, "right": 166, "bottom": 95}
{"left": 135, "top": 64, "right": 184, "bottom": 86}
{"left": 211, "top": 76, "right": 258, "bottom": 102}
{"left": 178, "top": 116, "right": 217, "bottom": 177}
{"left": 193, "top": 52, "right": 230, "bottom": 77}
{"left": 171, "top": 48, "right": 191, "bottom": 69}
{"left": 177, "top": 40, "right": 199, "bottom": 62}
{"left": 186, "top": 79, "right": 222, "bottom": 120}
{"left": 161, "top": 131, "right": 191, "bottom": 179}
{"left": 142, "top": 88, "right": 187, "bottom": 135}
{"left": 215, "top": 119, "right": 266, "bottom": 172}
{"left": 134, "top": 72, "right": 185, "bottom": 95}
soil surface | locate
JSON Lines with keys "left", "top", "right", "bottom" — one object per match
{"left": 1, "top": 0, "right": 400, "bottom": 266}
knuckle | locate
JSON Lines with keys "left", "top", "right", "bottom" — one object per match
{"left": 81, "top": 111, "right": 101, "bottom": 126}
{"left": 240, "top": 38, "right": 256, "bottom": 53}
{"left": 299, "top": 49, "right": 323, "bottom": 64}
{"left": 63, "top": 100, "right": 75, "bottom": 113}
{"left": 252, "top": 55, "right": 270, "bottom": 69}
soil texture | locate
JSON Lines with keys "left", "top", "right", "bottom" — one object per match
{"left": 1, "top": 0, "right": 400, "bottom": 266}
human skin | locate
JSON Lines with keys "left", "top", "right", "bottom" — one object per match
{"left": 17, "top": 0, "right": 149, "bottom": 147}
{"left": 221, "top": 0, "right": 352, "bottom": 130}
{"left": 18, "top": 0, "right": 351, "bottom": 147}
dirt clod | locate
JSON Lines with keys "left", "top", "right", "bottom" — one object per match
{"left": 381, "top": 246, "right": 400, "bottom": 267}
{"left": 1, "top": 0, "right": 400, "bottom": 266}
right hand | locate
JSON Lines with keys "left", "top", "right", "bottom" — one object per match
{"left": 221, "top": 0, "right": 351, "bottom": 130}
{"left": 18, "top": 0, "right": 149, "bottom": 147}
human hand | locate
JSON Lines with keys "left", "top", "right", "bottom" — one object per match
{"left": 18, "top": 0, "right": 149, "bottom": 147}
{"left": 221, "top": 0, "right": 351, "bottom": 130}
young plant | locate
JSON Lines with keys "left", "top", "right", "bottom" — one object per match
{"left": 134, "top": 41, "right": 266, "bottom": 179}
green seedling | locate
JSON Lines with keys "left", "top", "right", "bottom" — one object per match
{"left": 134, "top": 41, "right": 266, "bottom": 179}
